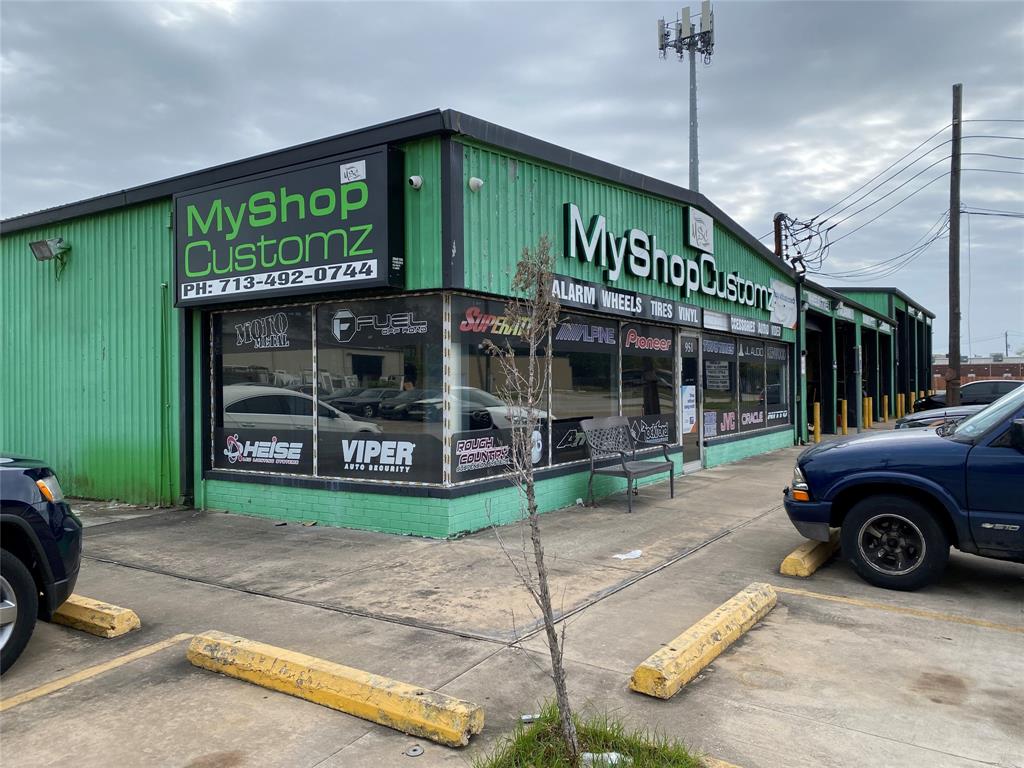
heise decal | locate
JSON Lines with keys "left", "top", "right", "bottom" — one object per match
{"left": 564, "top": 202, "right": 774, "bottom": 311}
{"left": 223, "top": 434, "right": 304, "bottom": 466}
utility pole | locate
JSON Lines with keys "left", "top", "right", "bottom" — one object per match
{"left": 947, "top": 83, "right": 963, "bottom": 406}
{"left": 1006, "top": 331, "right": 1010, "bottom": 357}
{"left": 658, "top": 3, "right": 715, "bottom": 192}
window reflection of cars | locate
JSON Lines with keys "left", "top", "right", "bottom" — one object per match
{"left": 324, "top": 388, "right": 400, "bottom": 418}
{"left": 223, "top": 385, "right": 380, "bottom": 433}
{"left": 379, "top": 389, "right": 438, "bottom": 420}
{"left": 407, "top": 386, "right": 549, "bottom": 429}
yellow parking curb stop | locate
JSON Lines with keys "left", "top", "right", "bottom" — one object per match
{"left": 780, "top": 530, "right": 840, "bottom": 577}
{"left": 703, "top": 758, "right": 741, "bottom": 768}
{"left": 186, "top": 630, "right": 484, "bottom": 747}
{"left": 630, "top": 583, "right": 777, "bottom": 700}
{"left": 52, "top": 594, "right": 141, "bottom": 638}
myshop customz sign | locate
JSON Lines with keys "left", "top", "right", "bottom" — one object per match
{"left": 174, "top": 147, "right": 403, "bottom": 307}
{"left": 564, "top": 203, "right": 774, "bottom": 311}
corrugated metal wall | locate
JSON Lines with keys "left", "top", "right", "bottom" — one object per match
{"left": 839, "top": 290, "right": 890, "bottom": 317}
{"left": 1, "top": 201, "right": 179, "bottom": 503}
{"left": 459, "top": 140, "right": 793, "bottom": 325}
{"left": 401, "top": 137, "right": 442, "bottom": 290}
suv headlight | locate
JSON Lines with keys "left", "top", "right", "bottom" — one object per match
{"left": 790, "top": 465, "right": 811, "bottom": 501}
{"left": 36, "top": 474, "right": 64, "bottom": 503}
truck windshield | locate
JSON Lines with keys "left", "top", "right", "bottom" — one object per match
{"left": 949, "top": 385, "right": 1024, "bottom": 441}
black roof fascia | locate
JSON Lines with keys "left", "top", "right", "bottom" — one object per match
{"left": 1, "top": 110, "right": 450, "bottom": 234}
{"left": 2, "top": 107, "right": 794, "bottom": 280}
{"left": 804, "top": 279, "right": 894, "bottom": 323}
{"left": 830, "top": 286, "right": 935, "bottom": 319}
{"left": 441, "top": 110, "right": 793, "bottom": 276}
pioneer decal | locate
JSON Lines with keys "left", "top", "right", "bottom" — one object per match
{"left": 622, "top": 323, "right": 673, "bottom": 357}
{"left": 213, "top": 428, "right": 312, "bottom": 474}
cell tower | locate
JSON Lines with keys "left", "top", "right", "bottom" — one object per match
{"left": 658, "top": 2, "right": 716, "bottom": 192}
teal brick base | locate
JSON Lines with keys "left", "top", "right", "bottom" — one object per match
{"left": 202, "top": 454, "right": 682, "bottom": 539}
{"left": 704, "top": 428, "right": 795, "bottom": 468}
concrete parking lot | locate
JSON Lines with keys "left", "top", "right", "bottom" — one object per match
{"left": 2, "top": 445, "right": 1022, "bottom": 767}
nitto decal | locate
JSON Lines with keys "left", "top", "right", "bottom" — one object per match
{"left": 234, "top": 312, "right": 290, "bottom": 349}
{"left": 341, "top": 439, "right": 415, "bottom": 473}
{"left": 554, "top": 322, "right": 616, "bottom": 345}
{"left": 330, "top": 309, "right": 427, "bottom": 343}
{"left": 224, "top": 434, "right": 303, "bottom": 465}
{"left": 624, "top": 328, "right": 671, "bottom": 352}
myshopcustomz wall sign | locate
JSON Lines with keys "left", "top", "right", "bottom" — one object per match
{"left": 174, "top": 146, "right": 404, "bottom": 306}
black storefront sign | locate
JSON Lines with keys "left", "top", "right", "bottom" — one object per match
{"left": 451, "top": 296, "right": 531, "bottom": 343}
{"left": 452, "top": 426, "right": 549, "bottom": 482}
{"left": 175, "top": 146, "right": 403, "bottom": 307}
{"left": 551, "top": 420, "right": 590, "bottom": 464}
{"left": 215, "top": 428, "right": 313, "bottom": 474}
{"left": 553, "top": 314, "right": 618, "bottom": 354}
{"left": 622, "top": 322, "right": 673, "bottom": 357}
{"left": 729, "top": 315, "right": 783, "bottom": 339}
{"left": 318, "top": 432, "right": 442, "bottom": 483}
{"left": 552, "top": 275, "right": 701, "bottom": 328}
{"left": 317, "top": 296, "right": 441, "bottom": 349}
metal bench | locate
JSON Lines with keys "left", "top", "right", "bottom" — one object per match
{"left": 579, "top": 416, "right": 675, "bottom": 513}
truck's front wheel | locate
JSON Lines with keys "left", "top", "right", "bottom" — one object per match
{"left": 841, "top": 495, "right": 949, "bottom": 591}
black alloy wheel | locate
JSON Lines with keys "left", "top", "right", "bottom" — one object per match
{"left": 841, "top": 495, "right": 949, "bottom": 591}
{"left": 1, "top": 549, "right": 39, "bottom": 674}
{"left": 363, "top": 405, "right": 375, "bottom": 418}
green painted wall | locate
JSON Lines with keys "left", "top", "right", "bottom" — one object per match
{"left": 705, "top": 428, "right": 794, "bottom": 468}
{"left": 401, "top": 137, "right": 443, "bottom": 290}
{"left": 838, "top": 289, "right": 891, "bottom": 318}
{"left": 459, "top": 140, "right": 795, "bottom": 341}
{"left": 0, "top": 201, "right": 180, "bottom": 503}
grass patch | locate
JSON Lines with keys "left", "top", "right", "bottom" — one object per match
{"left": 474, "top": 703, "right": 702, "bottom": 767}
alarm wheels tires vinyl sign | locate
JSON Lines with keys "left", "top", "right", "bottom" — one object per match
{"left": 174, "top": 146, "right": 404, "bottom": 307}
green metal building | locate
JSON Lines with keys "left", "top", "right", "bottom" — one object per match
{"left": 1, "top": 110, "right": 933, "bottom": 537}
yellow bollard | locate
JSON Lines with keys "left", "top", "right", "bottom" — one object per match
{"left": 862, "top": 397, "right": 869, "bottom": 429}
{"left": 867, "top": 396, "right": 874, "bottom": 427}
{"left": 839, "top": 399, "right": 848, "bottom": 435}
{"left": 882, "top": 394, "right": 889, "bottom": 422}
{"left": 813, "top": 402, "right": 821, "bottom": 443}
{"left": 897, "top": 393, "right": 904, "bottom": 419}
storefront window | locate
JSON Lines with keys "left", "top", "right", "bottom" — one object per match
{"left": 621, "top": 323, "right": 675, "bottom": 447}
{"left": 766, "top": 343, "right": 791, "bottom": 427}
{"left": 702, "top": 335, "right": 737, "bottom": 438}
{"left": 451, "top": 296, "right": 549, "bottom": 482}
{"left": 315, "top": 297, "right": 443, "bottom": 483}
{"left": 738, "top": 340, "right": 767, "bottom": 431}
{"left": 551, "top": 313, "right": 619, "bottom": 464}
{"left": 212, "top": 306, "right": 315, "bottom": 474}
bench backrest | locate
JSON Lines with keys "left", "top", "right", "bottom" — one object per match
{"left": 579, "top": 417, "right": 633, "bottom": 459}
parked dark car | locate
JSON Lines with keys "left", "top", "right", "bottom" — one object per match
{"left": 325, "top": 388, "right": 400, "bottom": 418}
{"left": 913, "top": 379, "right": 1021, "bottom": 412}
{"left": 379, "top": 389, "right": 437, "bottom": 420}
{"left": 895, "top": 404, "right": 985, "bottom": 429}
{"left": 784, "top": 385, "right": 1024, "bottom": 591}
{"left": 1, "top": 457, "right": 83, "bottom": 673}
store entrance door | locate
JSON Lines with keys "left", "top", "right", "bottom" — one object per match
{"left": 680, "top": 335, "right": 702, "bottom": 471}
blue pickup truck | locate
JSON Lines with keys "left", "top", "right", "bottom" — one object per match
{"left": 784, "top": 384, "right": 1024, "bottom": 590}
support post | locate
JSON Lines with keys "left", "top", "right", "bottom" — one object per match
{"left": 882, "top": 394, "right": 889, "bottom": 423}
{"left": 948, "top": 83, "right": 963, "bottom": 405}
{"left": 839, "top": 399, "right": 848, "bottom": 435}
{"left": 813, "top": 403, "right": 821, "bottom": 443}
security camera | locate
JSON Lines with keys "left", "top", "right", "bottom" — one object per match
{"left": 408, "top": 175, "right": 423, "bottom": 190}
{"left": 468, "top": 177, "right": 484, "bottom": 192}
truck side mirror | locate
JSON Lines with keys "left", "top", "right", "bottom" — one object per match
{"left": 1011, "top": 419, "right": 1024, "bottom": 452}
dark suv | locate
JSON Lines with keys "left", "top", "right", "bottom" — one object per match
{"left": 1, "top": 457, "right": 82, "bottom": 673}
{"left": 913, "top": 379, "right": 1021, "bottom": 412}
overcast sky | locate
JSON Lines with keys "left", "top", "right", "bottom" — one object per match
{"left": 3, "top": 1, "right": 1022, "bottom": 354}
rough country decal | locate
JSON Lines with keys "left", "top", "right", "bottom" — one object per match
{"left": 234, "top": 312, "right": 290, "bottom": 349}
{"left": 223, "top": 434, "right": 303, "bottom": 465}
{"left": 330, "top": 309, "right": 427, "bottom": 343}
{"left": 341, "top": 439, "right": 415, "bottom": 473}
{"left": 564, "top": 202, "right": 774, "bottom": 311}
{"left": 455, "top": 436, "right": 510, "bottom": 473}
{"left": 554, "top": 322, "right": 616, "bottom": 344}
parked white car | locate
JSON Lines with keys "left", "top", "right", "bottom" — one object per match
{"left": 223, "top": 385, "right": 380, "bottom": 433}
{"left": 406, "top": 386, "right": 549, "bottom": 429}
